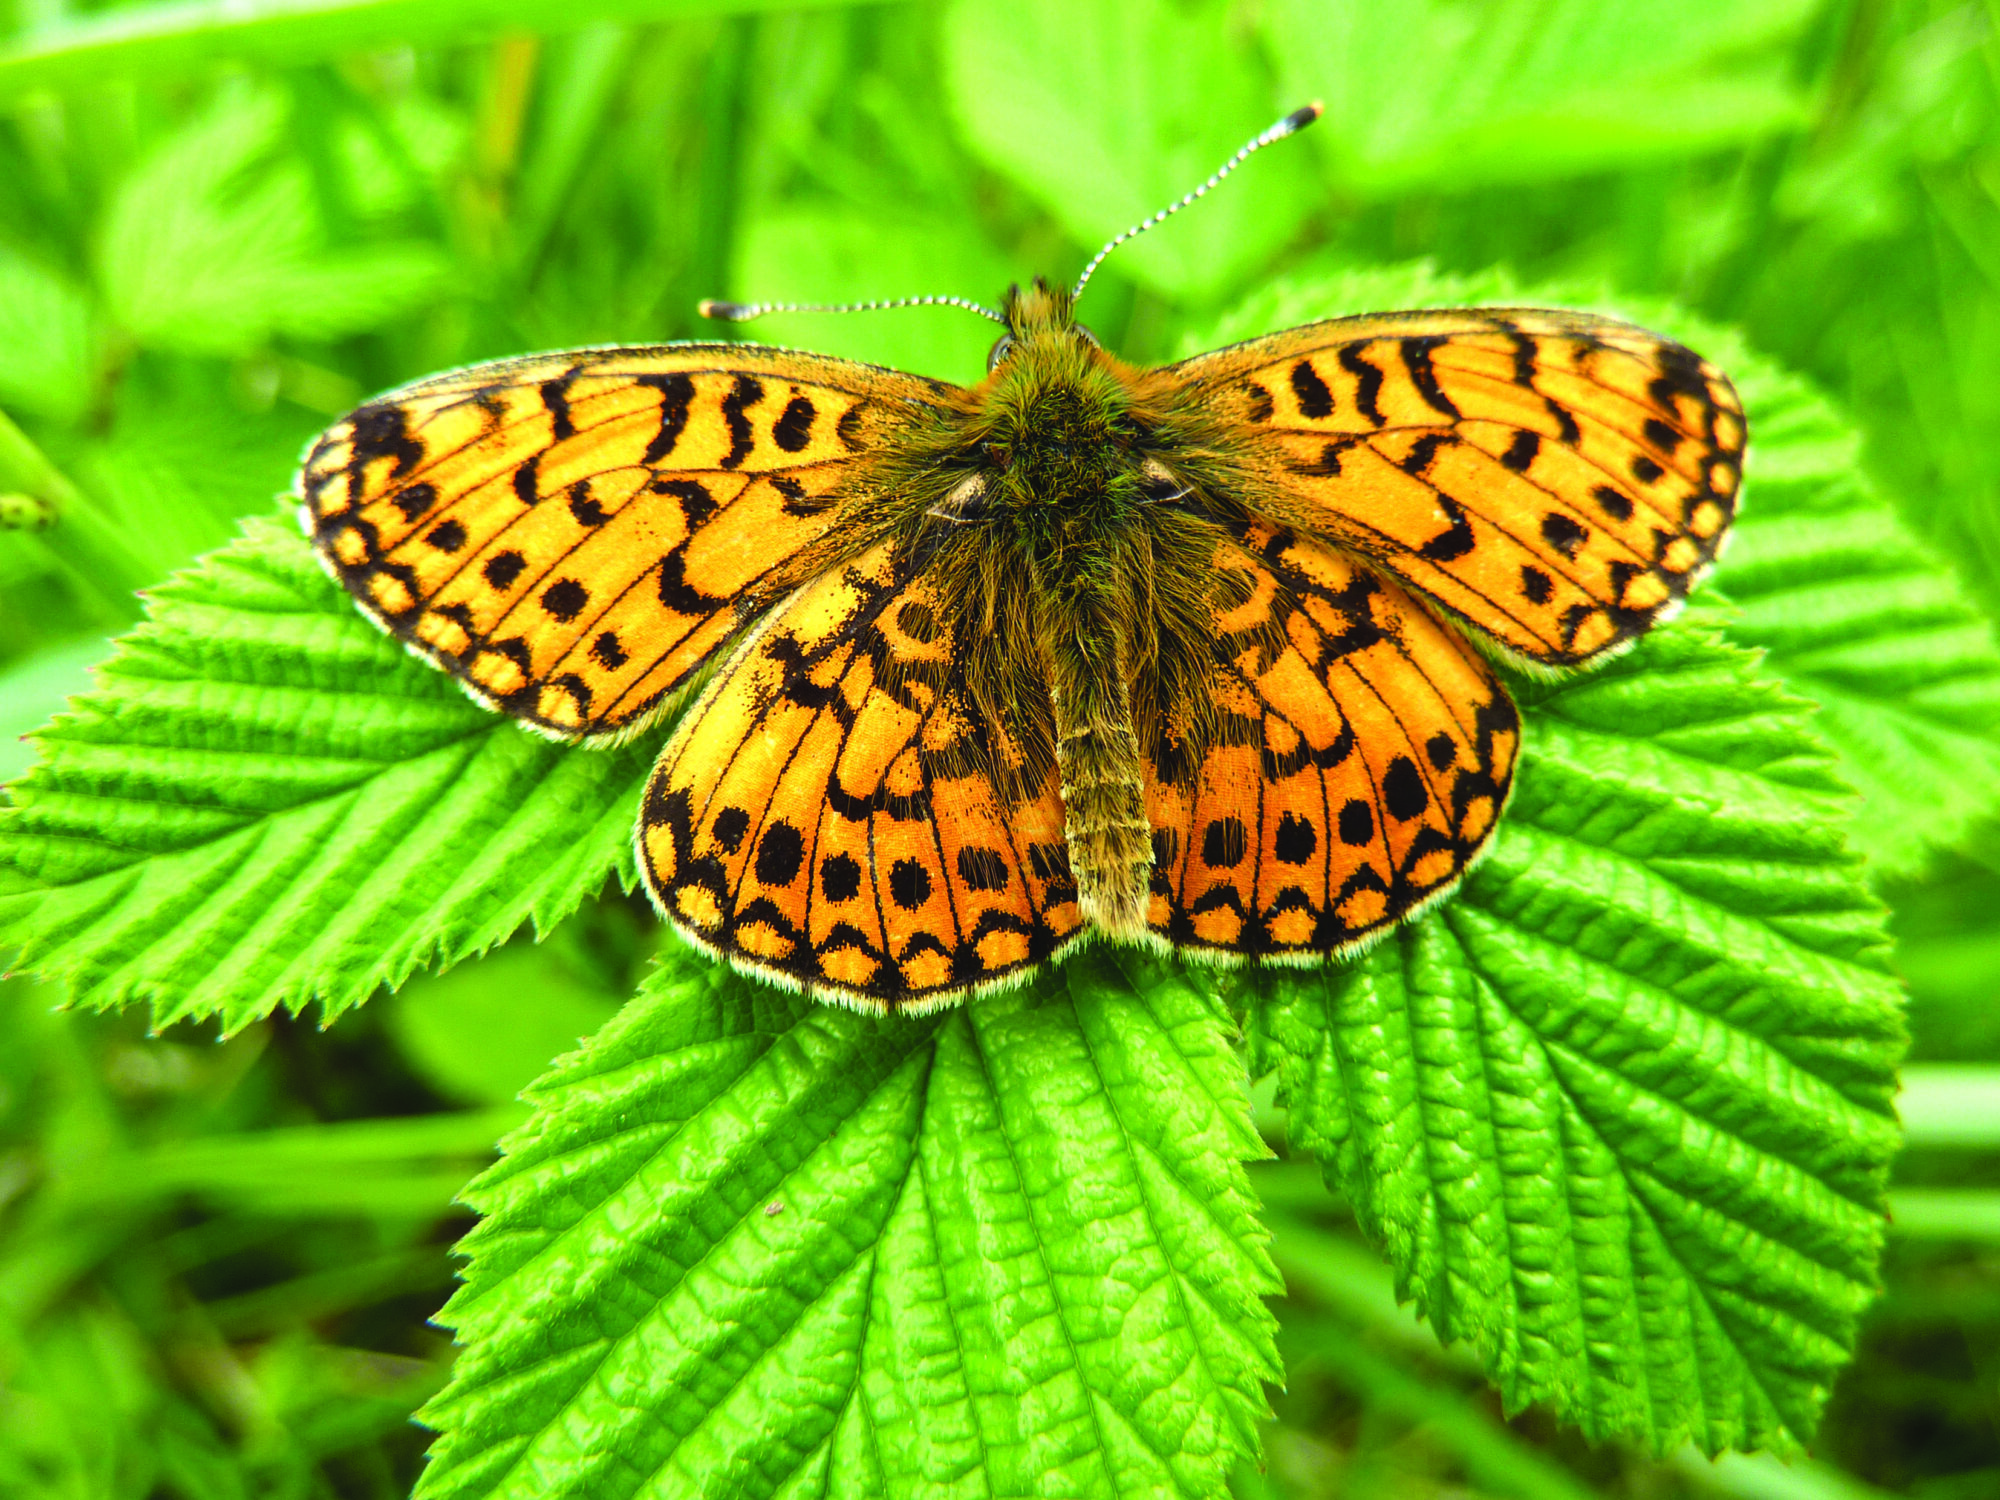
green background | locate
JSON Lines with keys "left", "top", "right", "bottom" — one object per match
{"left": 0, "top": 0, "right": 1994, "bottom": 1496}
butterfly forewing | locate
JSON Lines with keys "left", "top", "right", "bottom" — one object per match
{"left": 1145, "top": 522, "right": 1519, "bottom": 959}
{"left": 637, "top": 539, "right": 1084, "bottom": 1010}
{"left": 1171, "top": 308, "right": 1744, "bottom": 668}
{"left": 298, "top": 345, "right": 955, "bottom": 740}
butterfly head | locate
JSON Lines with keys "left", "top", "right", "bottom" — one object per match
{"left": 986, "top": 277, "right": 1101, "bottom": 373}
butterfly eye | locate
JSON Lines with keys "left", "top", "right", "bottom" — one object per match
{"left": 1074, "top": 325, "right": 1102, "bottom": 349}
{"left": 986, "top": 335, "right": 1015, "bottom": 371}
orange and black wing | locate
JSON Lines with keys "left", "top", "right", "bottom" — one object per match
{"left": 638, "top": 539, "right": 1083, "bottom": 1011}
{"left": 1145, "top": 521, "right": 1519, "bottom": 960}
{"left": 297, "top": 344, "right": 956, "bottom": 740}
{"left": 1168, "top": 308, "right": 1744, "bottom": 668}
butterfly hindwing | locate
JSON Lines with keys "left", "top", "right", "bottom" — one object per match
{"left": 1145, "top": 521, "right": 1520, "bottom": 960}
{"left": 638, "top": 539, "right": 1084, "bottom": 1010}
{"left": 1170, "top": 308, "right": 1744, "bottom": 668}
{"left": 299, "top": 345, "right": 957, "bottom": 740}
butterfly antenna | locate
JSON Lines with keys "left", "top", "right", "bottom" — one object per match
{"left": 1070, "top": 102, "right": 1323, "bottom": 303}
{"left": 698, "top": 293, "right": 1006, "bottom": 325}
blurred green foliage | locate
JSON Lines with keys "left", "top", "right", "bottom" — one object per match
{"left": 0, "top": 0, "right": 1996, "bottom": 1496}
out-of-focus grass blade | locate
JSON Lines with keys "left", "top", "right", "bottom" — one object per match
{"left": 1886, "top": 1190, "right": 2000, "bottom": 1240}
{"left": 1279, "top": 1312, "right": 1603, "bottom": 1500}
{"left": 71, "top": 1105, "right": 527, "bottom": 1216}
{"left": 1898, "top": 1064, "right": 2000, "bottom": 1146}
{"left": 1675, "top": 1448, "right": 1900, "bottom": 1499}
{"left": 0, "top": 0, "right": 863, "bottom": 102}
{"left": 1261, "top": 1204, "right": 1480, "bottom": 1369}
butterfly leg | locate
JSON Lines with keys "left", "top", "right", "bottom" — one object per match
{"left": 924, "top": 471, "right": 990, "bottom": 525}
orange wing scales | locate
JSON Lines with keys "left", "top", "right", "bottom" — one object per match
{"left": 298, "top": 346, "right": 948, "bottom": 740}
{"left": 1146, "top": 523, "right": 1519, "bottom": 960}
{"left": 1175, "top": 309, "right": 1744, "bottom": 667}
{"left": 638, "top": 541, "right": 1083, "bottom": 1010}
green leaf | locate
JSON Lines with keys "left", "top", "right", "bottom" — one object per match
{"left": 96, "top": 86, "right": 450, "bottom": 357}
{"left": 942, "top": 0, "right": 1317, "bottom": 300}
{"left": 0, "top": 514, "right": 654, "bottom": 1031}
{"left": 1702, "top": 368, "right": 2000, "bottom": 877}
{"left": 1260, "top": 0, "right": 1819, "bottom": 195}
{"left": 419, "top": 945, "right": 1281, "bottom": 1500}
{"left": 0, "top": 243, "right": 100, "bottom": 424}
{"left": 385, "top": 939, "right": 626, "bottom": 1107}
{"left": 1250, "top": 616, "right": 1905, "bottom": 1456}
{"left": 1182, "top": 260, "right": 2000, "bottom": 876}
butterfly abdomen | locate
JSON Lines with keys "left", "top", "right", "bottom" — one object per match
{"left": 1039, "top": 574, "right": 1153, "bottom": 938}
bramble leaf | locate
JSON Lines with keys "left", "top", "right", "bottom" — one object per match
{"left": 418, "top": 947, "right": 1281, "bottom": 1500}
{"left": 1249, "top": 616, "right": 1905, "bottom": 1455}
{"left": 0, "top": 514, "right": 653, "bottom": 1032}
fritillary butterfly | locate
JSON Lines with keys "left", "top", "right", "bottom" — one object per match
{"left": 296, "top": 107, "right": 1743, "bottom": 1013}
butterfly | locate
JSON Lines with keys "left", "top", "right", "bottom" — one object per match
{"left": 296, "top": 106, "right": 1743, "bottom": 1014}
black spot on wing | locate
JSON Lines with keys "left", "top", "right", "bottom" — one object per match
{"left": 1508, "top": 330, "right": 1580, "bottom": 444}
{"left": 820, "top": 853, "right": 861, "bottom": 903}
{"left": 347, "top": 403, "right": 425, "bottom": 482}
{"left": 1274, "top": 812, "right": 1316, "bottom": 865}
{"left": 1337, "top": 799, "right": 1374, "bottom": 847}
{"left": 512, "top": 453, "right": 540, "bottom": 506}
{"left": 836, "top": 405, "right": 866, "bottom": 452}
{"left": 541, "top": 578, "right": 589, "bottom": 622}
{"left": 653, "top": 476, "right": 717, "bottom": 527}
{"left": 392, "top": 481, "right": 438, "bottom": 522}
{"left": 1500, "top": 431, "right": 1539, "bottom": 473}
{"left": 712, "top": 805, "right": 750, "bottom": 852}
{"left": 1592, "top": 484, "right": 1635, "bottom": 522}
{"left": 1541, "top": 512, "right": 1588, "bottom": 560}
{"left": 638, "top": 372, "right": 696, "bottom": 465}
{"left": 590, "top": 630, "right": 628, "bottom": 669}
{"left": 425, "top": 518, "right": 466, "bottom": 552}
{"left": 1288, "top": 437, "right": 1358, "bottom": 477}
{"left": 772, "top": 395, "right": 816, "bottom": 452}
{"left": 483, "top": 551, "right": 526, "bottom": 590}
{"left": 1338, "top": 345, "right": 1385, "bottom": 426}
{"left": 1400, "top": 336, "right": 1460, "bottom": 419}
{"left": 719, "top": 376, "right": 763, "bottom": 470}
{"left": 540, "top": 373, "right": 577, "bottom": 441}
{"left": 889, "top": 858, "right": 932, "bottom": 910}
{"left": 771, "top": 474, "right": 837, "bottom": 518}
{"left": 1418, "top": 495, "right": 1475, "bottom": 562}
{"left": 1203, "top": 818, "right": 1248, "bottom": 868}
{"left": 755, "top": 821, "right": 804, "bottom": 885}
{"left": 1642, "top": 417, "right": 1682, "bottom": 452}
{"left": 1383, "top": 756, "right": 1428, "bottom": 820}
{"left": 957, "top": 846, "right": 1009, "bottom": 892}
{"left": 1290, "top": 360, "right": 1335, "bottom": 419}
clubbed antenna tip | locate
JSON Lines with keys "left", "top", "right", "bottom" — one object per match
{"left": 1070, "top": 102, "right": 1324, "bottom": 302}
